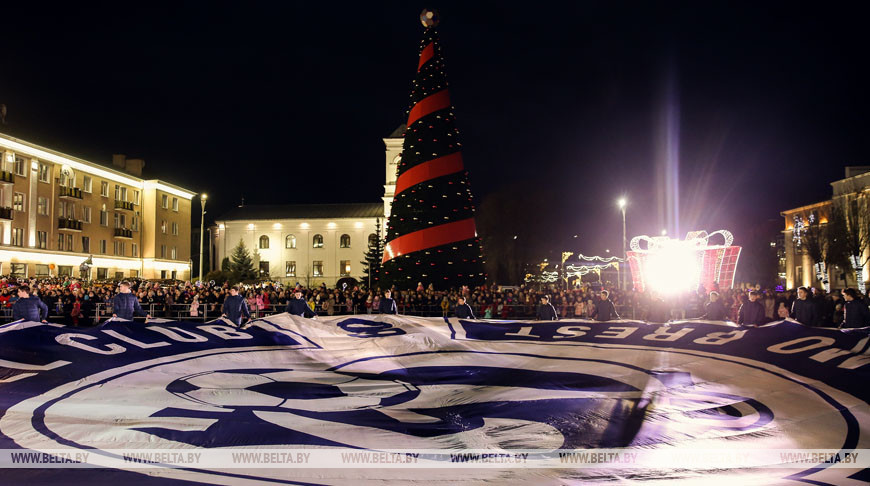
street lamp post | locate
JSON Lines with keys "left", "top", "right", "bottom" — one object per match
{"left": 198, "top": 193, "right": 208, "bottom": 282}
{"left": 618, "top": 198, "right": 627, "bottom": 290}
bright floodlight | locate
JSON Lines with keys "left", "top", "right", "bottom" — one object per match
{"left": 645, "top": 242, "right": 700, "bottom": 295}
{"left": 617, "top": 198, "right": 626, "bottom": 209}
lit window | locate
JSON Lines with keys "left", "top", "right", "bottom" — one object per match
{"left": 313, "top": 261, "right": 323, "bottom": 277}
{"left": 12, "top": 228, "right": 24, "bottom": 247}
{"left": 340, "top": 260, "right": 351, "bottom": 276}
{"left": 285, "top": 234, "right": 296, "bottom": 249}
{"left": 13, "top": 157, "right": 25, "bottom": 177}
{"left": 13, "top": 193, "right": 24, "bottom": 212}
{"left": 37, "top": 197, "right": 49, "bottom": 216}
{"left": 340, "top": 234, "right": 351, "bottom": 248}
{"left": 313, "top": 234, "right": 324, "bottom": 248}
{"left": 10, "top": 263, "right": 26, "bottom": 277}
{"left": 285, "top": 261, "right": 296, "bottom": 277}
{"left": 38, "top": 163, "right": 50, "bottom": 183}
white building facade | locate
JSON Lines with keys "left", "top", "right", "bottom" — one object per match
{"left": 210, "top": 126, "right": 404, "bottom": 287}
{"left": 211, "top": 204, "right": 383, "bottom": 287}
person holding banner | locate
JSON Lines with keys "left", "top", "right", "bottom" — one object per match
{"left": 286, "top": 289, "right": 317, "bottom": 318}
{"left": 536, "top": 295, "right": 558, "bottom": 320}
{"left": 454, "top": 295, "right": 475, "bottom": 319}
{"left": 222, "top": 286, "right": 251, "bottom": 326}
{"left": 12, "top": 285, "right": 48, "bottom": 323}
{"left": 737, "top": 290, "right": 765, "bottom": 326}
{"left": 841, "top": 288, "right": 870, "bottom": 328}
{"left": 112, "top": 281, "right": 150, "bottom": 321}
{"left": 702, "top": 291, "right": 728, "bottom": 320}
{"left": 379, "top": 290, "right": 398, "bottom": 315}
{"left": 791, "top": 287, "right": 818, "bottom": 327}
{"left": 591, "top": 290, "right": 619, "bottom": 321}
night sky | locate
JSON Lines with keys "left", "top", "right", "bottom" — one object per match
{"left": 2, "top": 1, "right": 867, "bottom": 260}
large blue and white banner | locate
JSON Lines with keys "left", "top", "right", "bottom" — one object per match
{"left": 0, "top": 315, "right": 868, "bottom": 485}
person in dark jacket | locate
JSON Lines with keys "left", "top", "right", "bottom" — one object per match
{"left": 591, "top": 290, "right": 619, "bottom": 321}
{"left": 702, "top": 291, "right": 728, "bottom": 320}
{"left": 791, "top": 287, "right": 818, "bottom": 326}
{"left": 286, "top": 289, "right": 317, "bottom": 318}
{"left": 737, "top": 290, "right": 765, "bottom": 326}
{"left": 112, "top": 281, "right": 149, "bottom": 321}
{"left": 378, "top": 290, "right": 398, "bottom": 314}
{"left": 222, "top": 286, "right": 251, "bottom": 326}
{"left": 536, "top": 295, "right": 558, "bottom": 321}
{"left": 454, "top": 296, "right": 475, "bottom": 319}
{"left": 841, "top": 288, "right": 870, "bottom": 328}
{"left": 12, "top": 285, "right": 48, "bottom": 323}
{"left": 813, "top": 288, "right": 833, "bottom": 325}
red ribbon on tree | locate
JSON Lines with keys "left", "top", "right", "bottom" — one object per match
{"left": 417, "top": 42, "right": 435, "bottom": 71}
{"left": 382, "top": 218, "right": 477, "bottom": 263}
{"left": 406, "top": 90, "right": 451, "bottom": 128}
{"left": 394, "top": 152, "right": 464, "bottom": 196}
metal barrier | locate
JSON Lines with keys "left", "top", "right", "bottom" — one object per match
{"left": 0, "top": 301, "right": 642, "bottom": 324}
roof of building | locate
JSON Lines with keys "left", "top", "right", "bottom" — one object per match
{"left": 0, "top": 131, "right": 196, "bottom": 196}
{"left": 387, "top": 124, "right": 406, "bottom": 138}
{"left": 216, "top": 202, "right": 384, "bottom": 221}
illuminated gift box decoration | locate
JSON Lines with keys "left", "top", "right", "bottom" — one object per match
{"left": 626, "top": 230, "right": 741, "bottom": 294}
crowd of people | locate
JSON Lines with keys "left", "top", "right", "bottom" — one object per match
{"left": 0, "top": 275, "right": 868, "bottom": 329}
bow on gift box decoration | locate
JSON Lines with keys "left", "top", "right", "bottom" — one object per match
{"left": 627, "top": 230, "right": 741, "bottom": 294}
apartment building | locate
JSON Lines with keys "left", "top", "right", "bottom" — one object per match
{"left": 0, "top": 131, "right": 195, "bottom": 280}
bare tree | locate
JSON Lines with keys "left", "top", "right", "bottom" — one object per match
{"left": 830, "top": 190, "right": 870, "bottom": 293}
{"left": 801, "top": 213, "right": 831, "bottom": 292}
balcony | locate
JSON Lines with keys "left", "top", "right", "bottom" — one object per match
{"left": 58, "top": 218, "right": 83, "bottom": 232}
{"left": 0, "top": 207, "right": 12, "bottom": 220}
{"left": 114, "top": 227, "right": 133, "bottom": 239}
{"left": 59, "top": 186, "right": 83, "bottom": 200}
{"left": 114, "top": 200, "right": 134, "bottom": 211}
{"left": 0, "top": 171, "right": 13, "bottom": 185}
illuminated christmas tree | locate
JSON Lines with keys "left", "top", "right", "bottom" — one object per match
{"left": 382, "top": 10, "right": 485, "bottom": 289}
